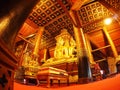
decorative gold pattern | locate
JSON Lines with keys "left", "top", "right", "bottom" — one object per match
{"left": 54, "top": 29, "right": 76, "bottom": 59}
{"left": 26, "top": 0, "right": 119, "bottom": 48}
{"left": 27, "top": 0, "right": 74, "bottom": 48}
{"left": 78, "top": 1, "right": 113, "bottom": 33}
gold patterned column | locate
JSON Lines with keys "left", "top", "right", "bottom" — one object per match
{"left": 73, "top": 25, "right": 92, "bottom": 84}
{"left": 33, "top": 27, "right": 44, "bottom": 57}
{"left": 103, "top": 26, "right": 118, "bottom": 58}
{"left": 32, "top": 27, "right": 44, "bottom": 67}
{"left": 102, "top": 26, "right": 118, "bottom": 73}
{"left": 84, "top": 33, "right": 96, "bottom": 64}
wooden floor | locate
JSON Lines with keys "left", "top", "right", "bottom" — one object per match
{"left": 14, "top": 74, "right": 120, "bottom": 90}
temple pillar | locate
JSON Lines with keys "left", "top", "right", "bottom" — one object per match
{"left": 0, "top": 1, "right": 39, "bottom": 90}
{"left": 102, "top": 26, "right": 118, "bottom": 73}
{"left": 32, "top": 27, "right": 44, "bottom": 65}
{"left": 73, "top": 25, "right": 92, "bottom": 84}
{"left": 0, "top": 0, "right": 39, "bottom": 51}
{"left": 43, "top": 48, "right": 48, "bottom": 62}
{"left": 103, "top": 26, "right": 118, "bottom": 58}
{"left": 84, "top": 33, "right": 96, "bottom": 64}
{"left": 33, "top": 27, "right": 44, "bottom": 56}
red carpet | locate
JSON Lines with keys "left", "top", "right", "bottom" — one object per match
{"left": 14, "top": 74, "right": 120, "bottom": 90}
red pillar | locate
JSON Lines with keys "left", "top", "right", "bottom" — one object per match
{"left": 0, "top": 0, "right": 39, "bottom": 51}
{"left": 0, "top": 1, "right": 39, "bottom": 90}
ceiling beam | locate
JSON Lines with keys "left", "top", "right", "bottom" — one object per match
{"left": 82, "top": 15, "right": 113, "bottom": 28}
{"left": 44, "top": 30, "right": 51, "bottom": 36}
{"left": 87, "top": 35, "right": 107, "bottom": 57}
{"left": 17, "top": 35, "right": 34, "bottom": 46}
{"left": 71, "top": 0, "right": 90, "bottom": 10}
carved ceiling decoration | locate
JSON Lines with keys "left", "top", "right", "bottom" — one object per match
{"left": 25, "top": 0, "right": 74, "bottom": 48}
{"left": 79, "top": 1, "right": 113, "bottom": 33}
{"left": 18, "top": 0, "right": 120, "bottom": 49}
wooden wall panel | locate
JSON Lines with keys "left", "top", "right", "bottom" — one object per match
{"left": 0, "top": 39, "right": 17, "bottom": 90}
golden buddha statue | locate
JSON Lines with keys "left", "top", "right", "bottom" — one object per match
{"left": 54, "top": 29, "right": 76, "bottom": 59}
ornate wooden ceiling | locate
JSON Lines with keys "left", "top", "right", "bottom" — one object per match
{"left": 17, "top": 0, "right": 120, "bottom": 49}
{"left": 25, "top": 0, "right": 74, "bottom": 48}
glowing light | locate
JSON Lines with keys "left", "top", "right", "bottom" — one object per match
{"left": 104, "top": 18, "right": 112, "bottom": 25}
